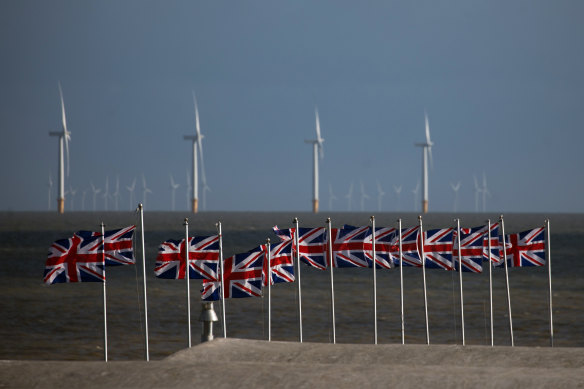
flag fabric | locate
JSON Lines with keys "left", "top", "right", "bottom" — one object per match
{"left": 421, "top": 228, "right": 454, "bottom": 270}
{"left": 263, "top": 239, "right": 295, "bottom": 286}
{"left": 154, "top": 235, "right": 220, "bottom": 280}
{"left": 295, "top": 227, "right": 327, "bottom": 270}
{"left": 503, "top": 227, "right": 546, "bottom": 267}
{"left": 483, "top": 223, "right": 502, "bottom": 266}
{"left": 325, "top": 226, "right": 370, "bottom": 268}
{"left": 454, "top": 226, "right": 486, "bottom": 273}
{"left": 202, "top": 245, "right": 266, "bottom": 301}
{"left": 44, "top": 233, "right": 105, "bottom": 285}
{"left": 391, "top": 226, "right": 422, "bottom": 267}
{"left": 345, "top": 225, "right": 396, "bottom": 269}
{"left": 76, "top": 225, "right": 136, "bottom": 266}
{"left": 273, "top": 225, "right": 293, "bottom": 241}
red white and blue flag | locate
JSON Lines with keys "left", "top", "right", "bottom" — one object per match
{"left": 44, "top": 233, "right": 104, "bottom": 285}
{"left": 421, "top": 228, "right": 454, "bottom": 270}
{"left": 154, "top": 235, "right": 219, "bottom": 280}
{"left": 391, "top": 226, "right": 422, "bottom": 267}
{"left": 503, "top": 227, "right": 546, "bottom": 267}
{"left": 345, "top": 225, "right": 396, "bottom": 269}
{"left": 326, "top": 226, "right": 370, "bottom": 268}
{"left": 76, "top": 225, "right": 136, "bottom": 266}
{"left": 454, "top": 226, "right": 486, "bottom": 273}
{"left": 294, "top": 227, "right": 327, "bottom": 270}
{"left": 202, "top": 245, "right": 266, "bottom": 301}
{"left": 263, "top": 239, "right": 295, "bottom": 286}
{"left": 483, "top": 223, "right": 502, "bottom": 266}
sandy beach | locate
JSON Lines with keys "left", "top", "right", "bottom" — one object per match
{"left": 1, "top": 338, "right": 583, "bottom": 388}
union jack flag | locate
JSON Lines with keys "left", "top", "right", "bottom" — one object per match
{"left": 273, "top": 226, "right": 293, "bottom": 241}
{"left": 345, "top": 225, "right": 396, "bottom": 269}
{"left": 326, "top": 226, "right": 369, "bottom": 268}
{"left": 503, "top": 227, "right": 546, "bottom": 267}
{"left": 453, "top": 226, "right": 486, "bottom": 273}
{"left": 295, "top": 227, "right": 327, "bottom": 270}
{"left": 76, "top": 225, "right": 136, "bottom": 266}
{"left": 421, "top": 228, "right": 454, "bottom": 270}
{"left": 202, "top": 245, "right": 266, "bottom": 301}
{"left": 483, "top": 223, "right": 502, "bottom": 266}
{"left": 391, "top": 226, "right": 422, "bottom": 267}
{"left": 44, "top": 233, "right": 104, "bottom": 285}
{"left": 154, "top": 235, "right": 219, "bottom": 280}
{"left": 263, "top": 239, "right": 295, "bottom": 286}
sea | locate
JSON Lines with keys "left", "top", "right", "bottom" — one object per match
{"left": 1, "top": 211, "right": 582, "bottom": 361}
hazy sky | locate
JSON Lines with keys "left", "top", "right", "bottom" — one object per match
{"left": 1, "top": 1, "right": 582, "bottom": 213}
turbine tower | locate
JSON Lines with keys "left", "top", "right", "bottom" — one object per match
{"left": 414, "top": 112, "right": 433, "bottom": 213}
{"left": 360, "top": 181, "right": 370, "bottom": 212}
{"left": 345, "top": 181, "right": 354, "bottom": 211}
{"left": 90, "top": 182, "right": 101, "bottom": 211}
{"left": 185, "top": 170, "right": 191, "bottom": 211}
{"left": 183, "top": 91, "right": 208, "bottom": 214}
{"left": 102, "top": 176, "right": 109, "bottom": 211}
{"left": 393, "top": 185, "right": 402, "bottom": 211}
{"left": 69, "top": 185, "right": 77, "bottom": 211}
{"left": 47, "top": 173, "right": 53, "bottom": 210}
{"left": 48, "top": 83, "right": 71, "bottom": 214}
{"left": 142, "top": 174, "right": 152, "bottom": 208}
{"left": 450, "top": 181, "right": 461, "bottom": 212}
{"left": 305, "top": 107, "right": 324, "bottom": 213}
{"left": 481, "top": 173, "right": 491, "bottom": 212}
{"left": 126, "top": 178, "right": 136, "bottom": 210}
{"left": 112, "top": 176, "right": 120, "bottom": 211}
{"left": 412, "top": 181, "right": 420, "bottom": 212}
{"left": 473, "top": 175, "right": 482, "bottom": 213}
{"left": 376, "top": 180, "right": 385, "bottom": 212}
{"left": 170, "top": 174, "right": 180, "bottom": 211}
{"left": 328, "top": 183, "right": 337, "bottom": 211}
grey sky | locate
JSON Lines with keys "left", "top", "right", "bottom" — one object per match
{"left": 1, "top": 1, "right": 582, "bottom": 212}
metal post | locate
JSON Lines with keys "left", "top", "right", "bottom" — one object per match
{"left": 266, "top": 238, "right": 271, "bottom": 341}
{"left": 418, "top": 216, "right": 429, "bottom": 344}
{"left": 500, "top": 215, "right": 514, "bottom": 346}
{"left": 371, "top": 216, "right": 378, "bottom": 344}
{"left": 546, "top": 219, "right": 553, "bottom": 347}
{"left": 398, "top": 219, "right": 405, "bottom": 345}
{"left": 217, "top": 221, "right": 226, "bottom": 338}
{"left": 184, "top": 218, "right": 191, "bottom": 348}
{"left": 101, "top": 222, "right": 107, "bottom": 361}
{"left": 457, "top": 218, "right": 465, "bottom": 346}
{"left": 488, "top": 219, "right": 494, "bottom": 347}
{"left": 294, "top": 218, "right": 303, "bottom": 343}
{"left": 326, "top": 218, "right": 335, "bottom": 344}
{"left": 199, "top": 302, "right": 218, "bottom": 342}
{"left": 138, "top": 204, "right": 150, "bottom": 361}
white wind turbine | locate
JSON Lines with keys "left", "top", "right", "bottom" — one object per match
{"left": 102, "top": 176, "right": 110, "bottom": 211}
{"left": 360, "top": 181, "right": 370, "bottom": 212}
{"left": 473, "top": 175, "right": 482, "bottom": 213}
{"left": 376, "top": 180, "right": 386, "bottom": 212}
{"left": 169, "top": 174, "right": 180, "bottom": 211}
{"left": 185, "top": 170, "right": 191, "bottom": 211}
{"left": 482, "top": 172, "right": 491, "bottom": 212}
{"left": 142, "top": 174, "right": 152, "bottom": 209}
{"left": 68, "top": 185, "right": 77, "bottom": 211}
{"left": 126, "top": 178, "right": 136, "bottom": 210}
{"left": 328, "top": 183, "right": 338, "bottom": 211}
{"left": 184, "top": 91, "right": 208, "bottom": 213}
{"left": 450, "top": 181, "right": 461, "bottom": 212}
{"left": 47, "top": 173, "right": 53, "bottom": 210}
{"left": 81, "top": 190, "right": 87, "bottom": 211}
{"left": 49, "top": 82, "right": 71, "bottom": 214}
{"left": 345, "top": 181, "right": 354, "bottom": 211}
{"left": 393, "top": 185, "right": 402, "bottom": 211}
{"left": 414, "top": 112, "right": 433, "bottom": 213}
{"left": 112, "top": 176, "right": 120, "bottom": 211}
{"left": 412, "top": 181, "right": 420, "bottom": 212}
{"left": 90, "top": 182, "right": 101, "bottom": 211}
{"left": 305, "top": 107, "right": 324, "bottom": 213}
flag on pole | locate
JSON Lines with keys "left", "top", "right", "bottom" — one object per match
{"left": 76, "top": 225, "right": 136, "bottom": 266}
{"left": 483, "top": 222, "right": 502, "bottom": 266}
{"left": 421, "top": 228, "right": 454, "bottom": 270}
{"left": 274, "top": 226, "right": 327, "bottom": 270}
{"left": 503, "top": 227, "right": 546, "bottom": 267}
{"left": 391, "top": 226, "right": 422, "bottom": 267}
{"left": 453, "top": 226, "right": 486, "bottom": 273}
{"left": 154, "top": 236, "right": 219, "bottom": 280}
{"left": 345, "top": 225, "right": 396, "bottom": 269}
{"left": 263, "top": 239, "right": 295, "bottom": 286}
{"left": 44, "top": 233, "right": 105, "bottom": 284}
{"left": 202, "top": 245, "right": 266, "bottom": 300}
{"left": 326, "top": 226, "right": 370, "bottom": 268}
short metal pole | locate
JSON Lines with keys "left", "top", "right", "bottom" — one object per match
{"left": 199, "top": 302, "right": 218, "bottom": 342}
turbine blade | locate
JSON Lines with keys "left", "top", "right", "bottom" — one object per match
{"left": 425, "top": 111, "right": 431, "bottom": 144}
{"left": 315, "top": 107, "right": 322, "bottom": 141}
{"left": 193, "top": 91, "right": 202, "bottom": 138}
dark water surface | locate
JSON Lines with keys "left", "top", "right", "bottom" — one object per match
{"left": 0, "top": 211, "right": 582, "bottom": 360}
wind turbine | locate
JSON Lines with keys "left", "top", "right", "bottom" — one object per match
{"left": 393, "top": 185, "right": 402, "bottom": 211}
{"left": 48, "top": 82, "right": 71, "bottom": 214}
{"left": 112, "top": 176, "right": 120, "bottom": 211}
{"left": 142, "top": 174, "right": 152, "bottom": 209}
{"left": 68, "top": 185, "right": 77, "bottom": 211}
{"left": 81, "top": 190, "right": 87, "bottom": 211}
{"left": 482, "top": 172, "right": 491, "bottom": 212}
{"left": 305, "top": 107, "right": 324, "bottom": 213}
{"left": 47, "top": 173, "right": 53, "bottom": 210}
{"left": 90, "top": 182, "right": 101, "bottom": 211}
{"left": 185, "top": 170, "right": 191, "bottom": 211}
{"left": 412, "top": 181, "right": 420, "bottom": 212}
{"left": 360, "top": 181, "right": 370, "bottom": 212}
{"left": 376, "top": 180, "right": 386, "bottom": 212}
{"left": 126, "top": 178, "right": 136, "bottom": 210}
{"left": 345, "top": 181, "right": 354, "bottom": 211}
{"left": 328, "top": 183, "right": 338, "bottom": 211}
{"left": 414, "top": 112, "right": 433, "bottom": 213}
{"left": 473, "top": 175, "right": 482, "bottom": 213}
{"left": 183, "top": 91, "right": 208, "bottom": 213}
{"left": 169, "top": 174, "right": 180, "bottom": 211}
{"left": 450, "top": 181, "right": 461, "bottom": 212}
{"left": 102, "top": 176, "right": 110, "bottom": 211}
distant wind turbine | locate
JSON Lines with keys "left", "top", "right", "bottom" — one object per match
{"left": 412, "top": 181, "right": 420, "bottom": 212}
{"left": 81, "top": 190, "right": 87, "bottom": 211}
{"left": 126, "top": 178, "right": 136, "bottom": 210}
{"left": 328, "top": 183, "right": 338, "bottom": 211}
{"left": 69, "top": 185, "right": 77, "bottom": 211}
{"left": 142, "top": 174, "right": 152, "bottom": 209}
{"left": 376, "top": 180, "right": 385, "bottom": 212}
{"left": 47, "top": 173, "right": 53, "bottom": 210}
{"left": 482, "top": 172, "right": 491, "bottom": 212}
{"left": 112, "top": 176, "right": 120, "bottom": 211}
{"left": 170, "top": 174, "right": 180, "bottom": 211}
{"left": 345, "top": 181, "right": 354, "bottom": 211}
{"left": 184, "top": 91, "right": 208, "bottom": 213}
{"left": 450, "top": 181, "right": 461, "bottom": 212}
{"left": 360, "top": 181, "right": 370, "bottom": 212}
{"left": 185, "top": 170, "right": 191, "bottom": 211}
{"left": 393, "top": 185, "right": 402, "bottom": 211}
{"left": 305, "top": 107, "right": 324, "bottom": 213}
{"left": 90, "top": 182, "right": 101, "bottom": 211}
{"left": 102, "top": 176, "right": 110, "bottom": 211}
{"left": 48, "top": 82, "right": 71, "bottom": 214}
{"left": 414, "top": 112, "right": 433, "bottom": 213}
{"left": 473, "top": 175, "right": 482, "bottom": 213}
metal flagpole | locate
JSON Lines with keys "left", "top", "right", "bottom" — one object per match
{"left": 456, "top": 218, "right": 465, "bottom": 346}
{"left": 326, "top": 218, "right": 336, "bottom": 344}
{"left": 418, "top": 216, "right": 429, "bottom": 345}
{"left": 371, "top": 216, "right": 377, "bottom": 345}
{"left": 488, "top": 219, "right": 494, "bottom": 347}
{"left": 546, "top": 219, "right": 553, "bottom": 347}
{"left": 101, "top": 222, "right": 108, "bottom": 362}
{"left": 294, "top": 218, "right": 303, "bottom": 343}
{"left": 184, "top": 218, "right": 191, "bottom": 348}
{"left": 266, "top": 238, "right": 271, "bottom": 342}
{"left": 500, "top": 215, "right": 514, "bottom": 346}
{"left": 138, "top": 204, "right": 150, "bottom": 361}
{"left": 398, "top": 219, "right": 405, "bottom": 345}
{"left": 217, "top": 221, "right": 226, "bottom": 338}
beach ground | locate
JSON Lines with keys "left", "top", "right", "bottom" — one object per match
{"left": 1, "top": 338, "right": 583, "bottom": 388}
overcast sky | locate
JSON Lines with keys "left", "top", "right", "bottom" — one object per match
{"left": 1, "top": 1, "right": 582, "bottom": 213}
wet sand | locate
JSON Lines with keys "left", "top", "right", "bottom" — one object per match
{"left": 1, "top": 338, "right": 583, "bottom": 388}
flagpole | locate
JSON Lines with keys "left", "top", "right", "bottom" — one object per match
{"left": 371, "top": 216, "right": 377, "bottom": 345}
{"left": 217, "top": 221, "right": 226, "bottom": 338}
{"left": 546, "top": 219, "right": 553, "bottom": 347}
{"left": 500, "top": 215, "right": 514, "bottom": 346}
{"left": 101, "top": 222, "right": 108, "bottom": 362}
{"left": 326, "top": 218, "right": 336, "bottom": 344}
{"left": 456, "top": 218, "right": 465, "bottom": 346}
{"left": 294, "top": 218, "right": 303, "bottom": 343}
{"left": 488, "top": 219, "right": 494, "bottom": 347}
{"left": 418, "top": 215, "right": 429, "bottom": 345}
{"left": 398, "top": 219, "right": 405, "bottom": 345}
{"left": 266, "top": 238, "right": 271, "bottom": 342}
{"left": 184, "top": 218, "right": 191, "bottom": 348}
{"left": 138, "top": 204, "right": 150, "bottom": 361}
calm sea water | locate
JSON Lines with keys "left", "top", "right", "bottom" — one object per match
{"left": 0, "top": 211, "right": 582, "bottom": 361}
